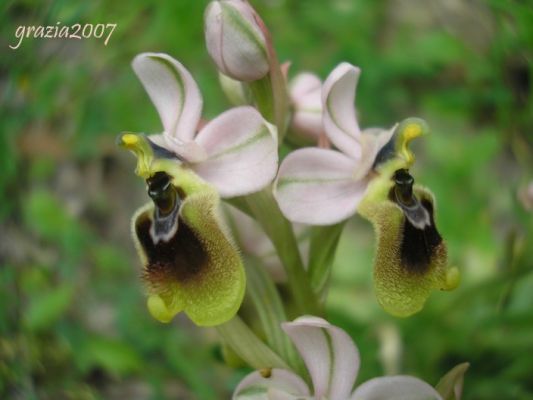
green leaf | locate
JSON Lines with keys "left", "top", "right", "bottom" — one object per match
{"left": 436, "top": 362, "right": 470, "bottom": 400}
{"left": 24, "top": 190, "right": 71, "bottom": 242}
{"left": 244, "top": 256, "right": 302, "bottom": 373}
{"left": 24, "top": 285, "right": 74, "bottom": 331}
{"left": 308, "top": 222, "right": 346, "bottom": 296}
{"left": 79, "top": 336, "right": 142, "bottom": 376}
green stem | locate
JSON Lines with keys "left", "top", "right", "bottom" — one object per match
{"left": 243, "top": 188, "right": 320, "bottom": 316}
{"left": 244, "top": 256, "right": 303, "bottom": 373}
{"left": 250, "top": 75, "right": 274, "bottom": 124}
{"left": 268, "top": 57, "right": 289, "bottom": 138}
{"left": 308, "top": 222, "right": 346, "bottom": 298}
{"left": 216, "top": 316, "right": 289, "bottom": 370}
{"left": 248, "top": 62, "right": 289, "bottom": 141}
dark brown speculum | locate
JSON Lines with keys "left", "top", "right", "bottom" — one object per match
{"left": 135, "top": 211, "right": 208, "bottom": 288}
{"left": 390, "top": 169, "right": 444, "bottom": 274}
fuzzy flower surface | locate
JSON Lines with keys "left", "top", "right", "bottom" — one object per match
{"left": 131, "top": 52, "right": 278, "bottom": 197}
{"left": 233, "top": 316, "right": 443, "bottom": 400}
{"left": 128, "top": 162, "right": 246, "bottom": 326}
{"left": 274, "top": 62, "right": 395, "bottom": 225}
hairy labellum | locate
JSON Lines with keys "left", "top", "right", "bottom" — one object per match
{"left": 358, "top": 168, "right": 458, "bottom": 317}
{"left": 129, "top": 165, "right": 245, "bottom": 326}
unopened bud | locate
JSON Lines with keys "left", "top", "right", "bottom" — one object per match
{"left": 204, "top": 0, "right": 269, "bottom": 81}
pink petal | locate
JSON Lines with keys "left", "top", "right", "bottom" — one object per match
{"left": 290, "top": 73, "right": 323, "bottom": 140}
{"left": 132, "top": 53, "right": 202, "bottom": 141}
{"left": 291, "top": 109, "right": 323, "bottom": 141}
{"left": 274, "top": 148, "right": 367, "bottom": 225}
{"left": 267, "top": 388, "right": 311, "bottom": 400}
{"left": 322, "top": 62, "right": 362, "bottom": 159}
{"left": 290, "top": 73, "right": 322, "bottom": 100}
{"left": 282, "top": 316, "right": 360, "bottom": 400}
{"left": 353, "top": 126, "right": 396, "bottom": 179}
{"left": 351, "top": 376, "right": 443, "bottom": 400}
{"left": 148, "top": 133, "right": 207, "bottom": 163}
{"left": 233, "top": 369, "right": 310, "bottom": 400}
{"left": 193, "top": 106, "right": 278, "bottom": 198}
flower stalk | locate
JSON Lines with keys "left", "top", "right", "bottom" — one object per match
{"left": 215, "top": 316, "right": 289, "bottom": 371}
{"left": 242, "top": 189, "right": 320, "bottom": 316}
{"left": 308, "top": 222, "right": 346, "bottom": 297}
{"left": 243, "top": 255, "right": 303, "bottom": 373}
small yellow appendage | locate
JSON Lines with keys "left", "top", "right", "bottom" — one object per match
{"left": 147, "top": 295, "right": 177, "bottom": 323}
{"left": 444, "top": 267, "right": 461, "bottom": 291}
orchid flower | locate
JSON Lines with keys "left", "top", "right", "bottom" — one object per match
{"left": 233, "top": 316, "right": 444, "bottom": 400}
{"left": 117, "top": 52, "right": 279, "bottom": 326}
{"left": 129, "top": 52, "right": 278, "bottom": 198}
{"left": 274, "top": 62, "right": 459, "bottom": 317}
{"left": 274, "top": 62, "right": 395, "bottom": 225}
{"left": 288, "top": 72, "right": 323, "bottom": 144}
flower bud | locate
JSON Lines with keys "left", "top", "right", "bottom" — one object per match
{"left": 289, "top": 72, "right": 323, "bottom": 143}
{"left": 204, "top": 0, "right": 270, "bottom": 81}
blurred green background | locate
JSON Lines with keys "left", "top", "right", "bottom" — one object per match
{"left": 1, "top": 0, "right": 532, "bottom": 399}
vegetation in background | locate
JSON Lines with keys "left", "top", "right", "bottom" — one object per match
{"left": 1, "top": 0, "right": 531, "bottom": 399}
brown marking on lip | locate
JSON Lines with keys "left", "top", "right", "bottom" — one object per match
{"left": 398, "top": 198, "right": 443, "bottom": 274}
{"left": 135, "top": 212, "right": 208, "bottom": 289}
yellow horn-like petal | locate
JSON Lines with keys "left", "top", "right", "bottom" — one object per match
{"left": 117, "top": 132, "right": 154, "bottom": 178}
